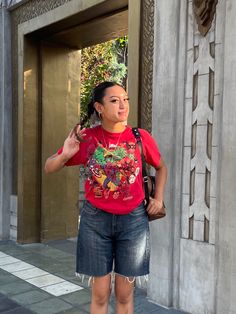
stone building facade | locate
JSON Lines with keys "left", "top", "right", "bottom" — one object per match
{"left": 0, "top": 1, "right": 236, "bottom": 313}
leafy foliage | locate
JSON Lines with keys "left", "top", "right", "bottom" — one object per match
{"left": 80, "top": 36, "right": 128, "bottom": 124}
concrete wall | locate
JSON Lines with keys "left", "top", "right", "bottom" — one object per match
{"left": 148, "top": 0, "right": 184, "bottom": 308}
{"left": 216, "top": 1, "right": 236, "bottom": 313}
{"left": 0, "top": 4, "right": 12, "bottom": 239}
{"left": 149, "top": 0, "right": 236, "bottom": 313}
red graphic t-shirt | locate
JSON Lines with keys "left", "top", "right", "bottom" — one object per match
{"left": 57, "top": 125, "right": 161, "bottom": 214}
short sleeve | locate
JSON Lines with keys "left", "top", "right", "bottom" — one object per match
{"left": 57, "top": 147, "right": 83, "bottom": 166}
{"left": 139, "top": 128, "right": 161, "bottom": 168}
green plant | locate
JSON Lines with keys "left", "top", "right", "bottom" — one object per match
{"left": 80, "top": 36, "right": 128, "bottom": 124}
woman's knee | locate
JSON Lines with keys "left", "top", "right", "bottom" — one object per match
{"left": 115, "top": 276, "right": 134, "bottom": 304}
{"left": 93, "top": 293, "right": 110, "bottom": 306}
{"left": 93, "top": 288, "right": 111, "bottom": 305}
{"left": 116, "top": 293, "right": 133, "bottom": 305}
{"left": 91, "top": 275, "right": 111, "bottom": 305}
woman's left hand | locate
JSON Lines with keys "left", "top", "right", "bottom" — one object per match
{"left": 146, "top": 198, "right": 163, "bottom": 215}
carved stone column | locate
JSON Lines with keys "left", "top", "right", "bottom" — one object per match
{"left": 139, "top": 0, "right": 154, "bottom": 132}
{"left": 0, "top": 2, "right": 12, "bottom": 239}
{"left": 179, "top": 0, "right": 219, "bottom": 312}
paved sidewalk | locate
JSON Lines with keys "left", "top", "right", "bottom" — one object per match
{"left": 0, "top": 240, "right": 188, "bottom": 314}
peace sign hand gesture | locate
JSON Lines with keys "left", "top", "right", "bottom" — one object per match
{"left": 44, "top": 124, "right": 86, "bottom": 174}
{"left": 62, "top": 125, "right": 86, "bottom": 160}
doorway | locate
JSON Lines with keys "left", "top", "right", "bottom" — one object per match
{"left": 17, "top": 0, "right": 141, "bottom": 243}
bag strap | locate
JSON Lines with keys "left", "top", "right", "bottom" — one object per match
{"left": 132, "top": 128, "right": 150, "bottom": 204}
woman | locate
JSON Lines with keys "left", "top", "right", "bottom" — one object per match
{"left": 45, "top": 81, "right": 167, "bottom": 314}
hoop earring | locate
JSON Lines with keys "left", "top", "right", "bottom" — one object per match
{"left": 98, "top": 112, "right": 102, "bottom": 119}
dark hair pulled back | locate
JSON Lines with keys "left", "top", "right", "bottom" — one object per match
{"left": 80, "top": 81, "right": 123, "bottom": 127}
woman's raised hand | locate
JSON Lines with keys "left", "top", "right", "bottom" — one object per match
{"left": 62, "top": 125, "right": 86, "bottom": 160}
{"left": 45, "top": 124, "right": 86, "bottom": 173}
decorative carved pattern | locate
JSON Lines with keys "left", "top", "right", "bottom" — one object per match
{"left": 2, "top": 0, "right": 25, "bottom": 8}
{"left": 182, "top": 2, "right": 217, "bottom": 243}
{"left": 139, "top": 0, "right": 154, "bottom": 132}
{"left": 193, "top": 0, "right": 218, "bottom": 36}
{"left": 12, "top": 0, "right": 72, "bottom": 25}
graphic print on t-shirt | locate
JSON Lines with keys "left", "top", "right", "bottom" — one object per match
{"left": 87, "top": 141, "right": 140, "bottom": 200}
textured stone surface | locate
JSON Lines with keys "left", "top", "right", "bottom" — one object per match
{"left": 179, "top": 239, "right": 215, "bottom": 313}
{"left": 0, "top": 6, "right": 12, "bottom": 240}
{"left": 216, "top": 1, "right": 236, "bottom": 313}
{"left": 0, "top": 1, "right": 25, "bottom": 8}
{"left": 150, "top": 0, "right": 183, "bottom": 308}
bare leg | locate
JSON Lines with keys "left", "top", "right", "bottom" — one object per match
{"left": 90, "top": 274, "right": 111, "bottom": 314}
{"left": 115, "top": 274, "right": 134, "bottom": 314}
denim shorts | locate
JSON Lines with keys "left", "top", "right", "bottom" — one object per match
{"left": 76, "top": 201, "right": 150, "bottom": 277}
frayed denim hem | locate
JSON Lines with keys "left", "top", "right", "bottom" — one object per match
{"left": 75, "top": 271, "right": 149, "bottom": 288}
{"left": 75, "top": 272, "right": 112, "bottom": 287}
{"left": 114, "top": 272, "right": 149, "bottom": 286}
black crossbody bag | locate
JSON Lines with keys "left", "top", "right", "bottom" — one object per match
{"left": 132, "top": 128, "right": 166, "bottom": 221}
